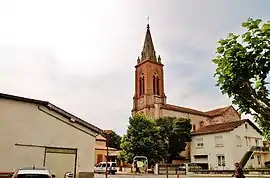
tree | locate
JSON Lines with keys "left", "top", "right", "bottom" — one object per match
{"left": 213, "top": 18, "right": 270, "bottom": 139}
{"left": 101, "top": 130, "right": 122, "bottom": 150}
{"left": 155, "top": 117, "right": 192, "bottom": 163}
{"left": 120, "top": 114, "right": 166, "bottom": 165}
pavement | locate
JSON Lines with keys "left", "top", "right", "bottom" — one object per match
{"left": 94, "top": 174, "right": 187, "bottom": 178}
{"left": 94, "top": 173, "right": 270, "bottom": 178}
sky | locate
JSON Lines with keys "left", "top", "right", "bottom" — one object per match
{"left": 0, "top": 0, "right": 270, "bottom": 135}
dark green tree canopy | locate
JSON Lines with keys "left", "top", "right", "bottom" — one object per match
{"left": 120, "top": 114, "right": 192, "bottom": 165}
{"left": 155, "top": 117, "right": 192, "bottom": 163}
{"left": 101, "top": 130, "right": 122, "bottom": 150}
{"left": 213, "top": 18, "right": 270, "bottom": 138}
{"left": 120, "top": 114, "right": 166, "bottom": 165}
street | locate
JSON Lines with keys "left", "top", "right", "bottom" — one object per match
{"left": 95, "top": 174, "right": 188, "bottom": 178}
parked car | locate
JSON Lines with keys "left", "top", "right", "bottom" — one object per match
{"left": 11, "top": 167, "right": 55, "bottom": 178}
{"left": 94, "top": 162, "right": 117, "bottom": 174}
{"left": 178, "top": 163, "right": 186, "bottom": 170}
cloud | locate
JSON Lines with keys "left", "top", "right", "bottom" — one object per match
{"left": 0, "top": 0, "right": 270, "bottom": 135}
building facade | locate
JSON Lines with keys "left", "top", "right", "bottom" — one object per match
{"left": 131, "top": 24, "right": 240, "bottom": 126}
{"left": 191, "top": 119, "right": 270, "bottom": 170}
{"left": 0, "top": 93, "right": 102, "bottom": 178}
{"left": 95, "top": 135, "right": 119, "bottom": 165}
{"left": 131, "top": 24, "right": 242, "bottom": 160}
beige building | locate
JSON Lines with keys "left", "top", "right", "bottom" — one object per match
{"left": 95, "top": 135, "right": 119, "bottom": 165}
{"left": 132, "top": 24, "right": 243, "bottom": 160}
{"left": 0, "top": 93, "right": 102, "bottom": 178}
{"left": 191, "top": 119, "right": 270, "bottom": 170}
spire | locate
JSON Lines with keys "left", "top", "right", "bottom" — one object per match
{"left": 140, "top": 24, "right": 157, "bottom": 62}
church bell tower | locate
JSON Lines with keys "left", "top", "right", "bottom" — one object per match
{"left": 132, "top": 24, "right": 167, "bottom": 118}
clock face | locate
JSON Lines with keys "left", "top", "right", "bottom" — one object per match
{"left": 139, "top": 98, "right": 144, "bottom": 104}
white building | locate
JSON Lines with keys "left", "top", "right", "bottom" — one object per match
{"left": 0, "top": 93, "right": 102, "bottom": 178}
{"left": 190, "top": 119, "right": 270, "bottom": 170}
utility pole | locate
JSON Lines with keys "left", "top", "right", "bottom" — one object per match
{"left": 104, "top": 130, "right": 111, "bottom": 178}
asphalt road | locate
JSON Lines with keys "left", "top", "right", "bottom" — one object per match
{"left": 94, "top": 174, "right": 187, "bottom": 178}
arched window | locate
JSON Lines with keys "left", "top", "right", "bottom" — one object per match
{"left": 139, "top": 74, "right": 145, "bottom": 96}
{"left": 153, "top": 73, "right": 160, "bottom": 95}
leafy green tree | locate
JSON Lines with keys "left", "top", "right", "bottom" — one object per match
{"left": 101, "top": 130, "right": 122, "bottom": 150}
{"left": 213, "top": 18, "right": 270, "bottom": 139}
{"left": 155, "top": 117, "right": 192, "bottom": 163}
{"left": 120, "top": 114, "right": 166, "bottom": 165}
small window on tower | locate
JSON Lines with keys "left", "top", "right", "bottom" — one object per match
{"left": 139, "top": 74, "right": 145, "bottom": 96}
{"left": 153, "top": 73, "right": 160, "bottom": 95}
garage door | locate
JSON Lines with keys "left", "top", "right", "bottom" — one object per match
{"left": 44, "top": 148, "right": 77, "bottom": 178}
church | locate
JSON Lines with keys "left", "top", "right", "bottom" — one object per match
{"left": 131, "top": 24, "right": 242, "bottom": 161}
{"left": 132, "top": 24, "right": 241, "bottom": 129}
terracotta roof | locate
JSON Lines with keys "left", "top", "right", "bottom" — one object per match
{"left": 109, "top": 151, "right": 121, "bottom": 156}
{"left": 0, "top": 93, "right": 103, "bottom": 134}
{"left": 161, "top": 104, "right": 237, "bottom": 117}
{"left": 192, "top": 119, "right": 262, "bottom": 136}
{"left": 95, "top": 145, "right": 117, "bottom": 151}
{"left": 205, "top": 106, "right": 231, "bottom": 116}
{"left": 96, "top": 135, "right": 106, "bottom": 141}
{"left": 161, "top": 104, "right": 209, "bottom": 116}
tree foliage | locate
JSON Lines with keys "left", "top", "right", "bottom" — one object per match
{"left": 213, "top": 18, "right": 270, "bottom": 139}
{"left": 120, "top": 114, "right": 166, "bottom": 165}
{"left": 101, "top": 130, "right": 122, "bottom": 150}
{"left": 155, "top": 117, "right": 192, "bottom": 163}
{"left": 120, "top": 114, "right": 192, "bottom": 165}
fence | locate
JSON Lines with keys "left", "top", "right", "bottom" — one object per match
{"left": 191, "top": 169, "right": 270, "bottom": 175}
{"left": 156, "top": 164, "right": 186, "bottom": 175}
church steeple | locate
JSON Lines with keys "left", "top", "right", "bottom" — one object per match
{"left": 132, "top": 23, "right": 167, "bottom": 117}
{"left": 140, "top": 24, "right": 157, "bottom": 62}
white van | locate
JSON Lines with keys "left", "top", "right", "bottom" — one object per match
{"left": 94, "top": 162, "right": 117, "bottom": 174}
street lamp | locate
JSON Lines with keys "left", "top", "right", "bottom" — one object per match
{"left": 104, "top": 130, "right": 111, "bottom": 178}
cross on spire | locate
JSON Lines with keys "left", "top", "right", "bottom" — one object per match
{"left": 147, "top": 16, "right": 150, "bottom": 29}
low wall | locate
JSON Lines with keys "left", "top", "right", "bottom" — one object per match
{"left": 188, "top": 174, "right": 270, "bottom": 178}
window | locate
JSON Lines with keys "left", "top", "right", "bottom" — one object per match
{"left": 196, "top": 138, "right": 204, "bottom": 148}
{"left": 245, "top": 123, "right": 248, "bottom": 130}
{"left": 139, "top": 74, "right": 145, "bottom": 95}
{"left": 215, "top": 135, "right": 224, "bottom": 147}
{"left": 245, "top": 137, "right": 249, "bottom": 146}
{"left": 199, "top": 121, "right": 204, "bottom": 127}
{"left": 257, "top": 155, "right": 261, "bottom": 165}
{"left": 153, "top": 73, "right": 160, "bottom": 95}
{"left": 194, "top": 155, "right": 208, "bottom": 159}
{"left": 217, "top": 155, "right": 226, "bottom": 166}
{"left": 236, "top": 135, "right": 241, "bottom": 147}
{"left": 255, "top": 139, "right": 259, "bottom": 146}
{"left": 193, "top": 124, "right": 196, "bottom": 131}
{"left": 17, "top": 175, "right": 49, "bottom": 178}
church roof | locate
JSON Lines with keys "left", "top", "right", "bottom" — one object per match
{"left": 162, "top": 104, "right": 236, "bottom": 117}
{"left": 205, "top": 106, "right": 231, "bottom": 116}
{"left": 191, "top": 119, "right": 262, "bottom": 136}
{"left": 162, "top": 104, "right": 209, "bottom": 116}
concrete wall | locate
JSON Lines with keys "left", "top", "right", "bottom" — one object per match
{"left": 190, "top": 121, "right": 268, "bottom": 170}
{"left": 230, "top": 122, "right": 265, "bottom": 168}
{"left": 0, "top": 99, "right": 96, "bottom": 174}
{"left": 191, "top": 131, "right": 232, "bottom": 170}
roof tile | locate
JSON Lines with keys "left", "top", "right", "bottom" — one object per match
{"left": 192, "top": 119, "right": 247, "bottom": 135}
